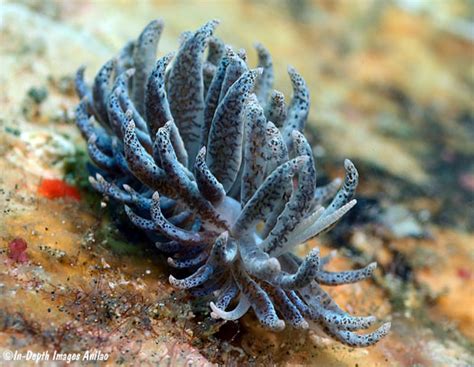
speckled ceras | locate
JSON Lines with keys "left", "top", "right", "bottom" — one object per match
{"left": 75, "top": 19, "right": 391, "bottom": 347}
{"left": 206, "top": 68, "right": 262, "bottom": 192}
{"left": 167, "top": 20, "right": 219, "bottom": 165}
{"left": 132, "top": 19, "right": 164, "bottom": 116}
{"left": 241, "top": 94, "right": 267, "bottom": 205}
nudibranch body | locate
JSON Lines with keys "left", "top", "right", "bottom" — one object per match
{"left": 75, "top": 19, "right": 390, "bottom": 347}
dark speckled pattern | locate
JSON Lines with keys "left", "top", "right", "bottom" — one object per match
{"left": 75, "top": 20, "right": 390, "bottom": 347}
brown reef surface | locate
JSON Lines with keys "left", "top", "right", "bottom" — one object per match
{"left": 1, "top": 1, "right": 473, "bottom": 366}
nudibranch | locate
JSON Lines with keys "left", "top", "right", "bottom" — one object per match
{"left": 74, "top": 19, "right": 390, "bottom": 347}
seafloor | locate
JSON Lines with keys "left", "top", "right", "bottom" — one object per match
{"left": 0, "top": 1, "right": 473, "bottom": 366}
